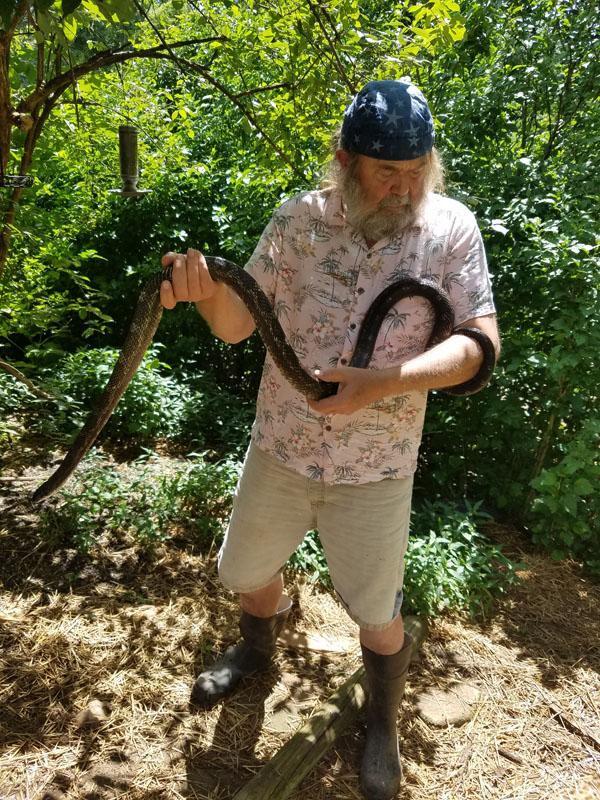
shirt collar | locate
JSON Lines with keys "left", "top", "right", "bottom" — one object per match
{"left": 321, "top": 187, "right": 347, "bottom": 227}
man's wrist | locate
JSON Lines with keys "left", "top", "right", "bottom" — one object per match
{"left": 379, "top": 366, "right": 409, "bottom": 398}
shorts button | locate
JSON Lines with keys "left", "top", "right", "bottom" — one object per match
{"left": 350, "top": 322, "right": 357, "bottom": 330}
{"left": 340, "top": 358, "right": 348, "bottom": 365}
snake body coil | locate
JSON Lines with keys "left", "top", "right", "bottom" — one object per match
{"left": 32, "top": 257, "right": 495, "bottom": 501}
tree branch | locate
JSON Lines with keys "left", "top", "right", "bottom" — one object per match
{"left": 0, "top": 85, "right": 70, "bottom": 283}
{"left": 167, "top": 53, "right": 306, "bottom": 179}
{"left": 305, "top": 0, "right": 355, "bottom": 92}
{"left": 131, "top": 0, "right": 306, "bottom": 180}
{"left": 16, "top": 37, "right": 226, "bottom": 115}
{"left": 0, "top": 358, "right": 54, "bottom": 399}
{"left": 233, "top": 82, "right": 292, "bottom": 99}
{"left": 1, "top": 0, "right": 28, "bottom": 44}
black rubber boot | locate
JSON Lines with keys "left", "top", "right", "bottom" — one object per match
{"left": 190, "top": 598, "right": 291, "bottom": 707}
{"left": 360, "top": 633, "right": 413, "bottom": 800}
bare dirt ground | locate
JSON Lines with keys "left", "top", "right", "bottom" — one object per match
{"left": 0, "top": 461, "right": 599, "bottom": 800}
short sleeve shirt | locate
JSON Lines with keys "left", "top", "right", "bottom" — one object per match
{"left": 245, "top": 188, "right": 495, "bottom": 484}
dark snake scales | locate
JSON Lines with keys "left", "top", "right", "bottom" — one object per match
{"left": 32, "top": 257, "right": 495, "bottom": 501}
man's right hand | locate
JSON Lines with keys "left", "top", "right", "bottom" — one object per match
{"left": 160, "top": 248, "right": 218, "bottom": 309}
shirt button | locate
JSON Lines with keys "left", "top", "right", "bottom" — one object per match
{"left": 325, "top": 425, "right": 332, "bottom": 432}
{"left": 350, "top": 323, "right": 357, "bottom": 330}
{"left": 340, "top": 358, "right": 348, "bottom": 365}
{"left": 357, "top": 287, "right": 365, "bottom": 295}
{"left": 366, "top": 252, "right": 372, "bottom": 259}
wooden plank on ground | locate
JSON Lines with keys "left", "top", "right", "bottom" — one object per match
{"left": 232, "top": 615, "right": 427, "bottom": 800}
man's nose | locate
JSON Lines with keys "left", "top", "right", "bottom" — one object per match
{"left": 390, "top": 174, "right": 410, "bottom": 196}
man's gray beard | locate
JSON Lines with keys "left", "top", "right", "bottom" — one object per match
{"left": 340, "top": 171, "right": 420, "bottom": 242}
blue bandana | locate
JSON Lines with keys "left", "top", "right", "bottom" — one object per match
{"left": 341, "top": 79, "right": 435, "bottom": 160}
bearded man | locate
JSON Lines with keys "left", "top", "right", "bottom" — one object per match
{"left": 161, "top": 79, "right": 500, "bottom": 800}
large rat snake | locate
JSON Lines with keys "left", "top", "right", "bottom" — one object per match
{"left": 32, "top": 257, "right": 495, "bottom": 501}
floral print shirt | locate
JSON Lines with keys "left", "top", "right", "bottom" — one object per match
{"left": 245, "top": 188, "right": 495, "bottom": 484}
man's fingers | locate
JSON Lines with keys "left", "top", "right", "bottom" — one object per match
{"left": 186, "top": 249, "right": 202, "bottom": 299}
{"left": 309, "top": 398, "right": 336, "bottom": 413}
{"left": 161, "top": 251, "right": 177, "bottom": 268}
{"left": 160, "top": 280, "right": 176, "bottom": 309}
{"left": 171, "top": 255, "right": 189, "bottom": 301}
{"left": 196, "top": 250, "right": 216, "bottom": 299}
{"left": 160, "top": 249, "right": 217, "bottom": 307}
{"left": 315, "top": 367, "right": 349, "bottom": 383}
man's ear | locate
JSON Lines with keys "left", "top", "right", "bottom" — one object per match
{"left": 336, "top": 149, "right": 351, "bottom": 168}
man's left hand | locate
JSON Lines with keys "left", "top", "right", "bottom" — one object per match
{"left": 308, "top": 367, "right": 390, "bottom": 415}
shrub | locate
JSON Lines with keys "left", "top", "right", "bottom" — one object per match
{"left": 403, "top": 500, "right": 521, "bottom": 618}
{"left": 41, "top": 452, "right": 241, "bottom": 552}
{"left": 0, "top": 371, "right": 34, "bottom": 414}
{"left": 38, "top": 345, "right": 190, "bottom": 444}
{"left": 267, "top": 496, "right": 521, "bottom": 618}
{"left": 529, "top": 417, "right": 600, "bottom": 575}
{"left": 0, "top": 372, "right": 34, "bottom": 446}
{"left": 178, "top": 373, "right": 254, "bottom": 457}
{"left": 288, "top": 529, "right": 332, "bottom": 588}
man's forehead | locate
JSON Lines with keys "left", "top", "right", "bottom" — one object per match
{"left": 361, "top": 154, "right": 428, "bottom": 171}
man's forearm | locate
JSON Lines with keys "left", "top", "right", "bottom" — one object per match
{"left": 381, "top": 333, "right": 485, "bottom": 395}
{"left": 308, "top": 322, "right": 499, "bottom": 415}
{"left": 195, "top": 282, "right": 256, "bottom": 344}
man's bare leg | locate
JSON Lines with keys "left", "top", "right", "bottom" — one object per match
{"left": 240, "top": 573, "right": 285, "bottom": 617}
{"left": 359, "top": 612, "right": 404, "bottom": 654}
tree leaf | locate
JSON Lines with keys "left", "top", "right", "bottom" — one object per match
{"left": 62, "top": 0, "right": 82, "bottom": 16}
{"left": 573, "top": 478, "right": 595, "bottom": 496}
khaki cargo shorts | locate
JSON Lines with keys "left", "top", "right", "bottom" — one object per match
{"left": 218, "top": 443, "right": 413, "bottom": 630}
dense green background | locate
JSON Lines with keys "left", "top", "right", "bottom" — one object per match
{"left": 1, "top": 0, "right": 598, "bottom": 582}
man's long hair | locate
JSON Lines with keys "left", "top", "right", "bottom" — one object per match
{"left": 322, "top": 129, "right": 446, "bottom": 195}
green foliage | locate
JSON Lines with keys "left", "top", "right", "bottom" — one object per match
{"left": 415, "top": 0, "right": 600, "bottom": 572}
{"left": 2, "top": 0, "right": 599, "bottom": 576}
{"left": 2, "top": 241, "right": 112, "bottom": 350}
{"left": 529, "top": 418, "right": 600, "bottom": 574}
{"left": 178, "top": 373, "right": 254, "bottom": 457}
{"left": 288, "top": 529, "right": 332, "bottom": 588}
{"left": 39, "top": 345, "right": 189, "bottom": 443}
{"left": 1, "top": 0, "right": 138, "bottom": 42}
{"left": 41, "top": 452, "right": 240, "bottom": 551}
{"left": 0, "top": 371, "right": 36, "bottom": 445}
{"left": 402, "top": 500, "right": 521, "bottom": 618}
{"left": 0, "top": 370, "right": 31, "bottom": 414}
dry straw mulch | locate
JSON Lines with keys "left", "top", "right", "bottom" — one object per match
{"left": 0, "top": 487, "right": 598, "bottom": 800}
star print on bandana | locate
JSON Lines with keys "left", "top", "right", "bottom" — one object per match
{"left": 385, "top": 108, "right": 403, "bottom": 128}
{"left": 341, "top": 79, "right": 435, "bottom": 161}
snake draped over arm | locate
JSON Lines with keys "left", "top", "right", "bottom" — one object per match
{"left": 32, "top": 256, "right": 496, "bottom": 501}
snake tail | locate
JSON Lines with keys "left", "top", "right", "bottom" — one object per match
{"left": 32, "top": 275, "right": 165, "bottom": 501}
